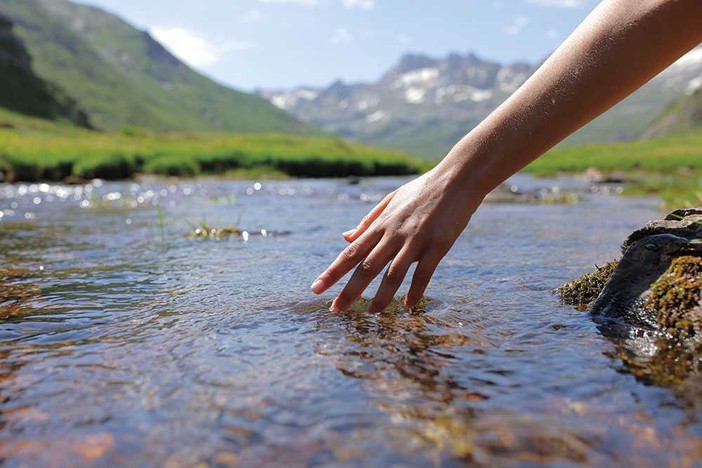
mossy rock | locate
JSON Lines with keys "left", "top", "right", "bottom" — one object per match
{"left": 622, "top": 206, "right": 702, "bottom": 253}
{"left": 556, "top": 261, "right": 618, "bottom": 309}
{"left": 646, "top": 255, "right": 702, "bottom": 339}
{"left": 558, "top": 207, "right": 702, "bottom": 388}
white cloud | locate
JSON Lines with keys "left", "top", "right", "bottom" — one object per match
{"left": 241, "top": 8, "right": 264, "bottom": 23}
{"left": 259, "top": 0, "right": 318, "bottom": 5}
{"left": 343, "top": 0, "right": 375, "bottom": 10}
{"left": 331, "top": 27, "right": 352, "bottom": 45}
{"left": 526, "top": 0, "right": 585, "bottom": 7}
{"left": 150, "top": 27, "right": 254, "bottom": 68}
{"left": 505, "top": 16, "right": 529, "bottom": 36}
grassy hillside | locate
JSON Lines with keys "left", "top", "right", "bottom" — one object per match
{"left": 642, "top": 89, "right": 702, "bottom": 139}
{"left": 0, "top": 0, "right": 316, "bottom": 134}
{"left": 0, "top": 109, "right": 423, "bottom": 182}
{"left": 0, "top": 13, "right": 90, "bottom": 126}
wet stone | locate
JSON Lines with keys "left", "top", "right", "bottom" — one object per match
{"left": 558, "top": 207, "right": 702, "bottom": 387}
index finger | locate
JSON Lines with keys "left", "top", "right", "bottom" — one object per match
{"left": 310, "top": 230, "right": 382, "bottom": 295}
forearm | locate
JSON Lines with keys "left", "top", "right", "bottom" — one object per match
{"left": 314, "top": 0, "right": 702, "bottom": 311}
{"left": 442, "top": 0, "right": 702, "bottom": 196}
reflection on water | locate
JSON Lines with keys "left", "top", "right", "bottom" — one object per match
{"left": 0, "top": 176, "right": 701, "bottom": 465}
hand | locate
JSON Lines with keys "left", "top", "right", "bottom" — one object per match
{"left": 310, "top": 165, "right": 482, "bottom": 312}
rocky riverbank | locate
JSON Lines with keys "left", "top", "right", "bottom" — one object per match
{"left": 558, "top": 207, "right": 702, "bottom": 387}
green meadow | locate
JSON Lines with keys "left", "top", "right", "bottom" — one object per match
{"left": 0, "top": 110, "right": 425, "bottom": 181}
{"left": 527, "top": 133, "right": 702, "bottom": 207}
{"left": 2, "top": 107, "right": 701, "bottom": 208}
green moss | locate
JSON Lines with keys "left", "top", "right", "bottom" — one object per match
{"left": 556, "top": 261, "right": 618, "bottom": 309}
{"left": 646, "top": 255, "right": 702, "bottom": 339}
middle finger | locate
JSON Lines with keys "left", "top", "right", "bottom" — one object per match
{"left": 331, "top": 238, "right": 399, "bottom": 311}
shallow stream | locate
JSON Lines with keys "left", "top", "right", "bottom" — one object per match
{"left": 0, "top": 175, "right": 700, "bottom": 466}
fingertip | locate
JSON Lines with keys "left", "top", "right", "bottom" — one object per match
{"left": 310, "top": 279, "right": 325, "bottom": 294}
{"left": 329, "top": 298, "right": 342, "bottom": 313}
{"left": 342, "top": 229, "right": 355, "bottom": 239}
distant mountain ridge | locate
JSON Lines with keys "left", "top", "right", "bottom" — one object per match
{"left": 259, "top": 52, "right": 534, "bottom": 157}
{"left": 0, "top": 0, "right": 316, "bottom": 134}
{"left": 643, "top": 89, "right": 702, "bottom": 139}
{"left": 642, "top": 48, "right": 702, "bottom": 139}
{"left": 260, "top": 46, "right": 702, "bottom": 158}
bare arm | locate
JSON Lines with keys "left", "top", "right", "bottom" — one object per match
{"left": 311, "top": 0, "right": 702, "bottom": 312}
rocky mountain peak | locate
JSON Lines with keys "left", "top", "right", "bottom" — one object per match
{"left": 391, "top": 53, "right": 438, "bottom": 75}
{"left": 259, "top": 45, "right": 702, "bottom": 158}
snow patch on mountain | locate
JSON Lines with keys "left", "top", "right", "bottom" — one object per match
{"left": 366, "top": 110, "right": 387, "bottom": 123}
{"left": 393, "top": 67, "right": 440, "bottom": 88}
{"left": 687, "top": 77, "right": 702, "bottom": 95}
{"left": 269, "top": 88, "right": 318, "bottom": 110}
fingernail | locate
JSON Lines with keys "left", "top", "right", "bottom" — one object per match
{"left": 310, "top": 279, "right": 324, "bottom": 294}
{"left": 342, "top": 229, "right": 355, "bottom": 238}
{"left": 330, "top": 298, "right": 341, "bottom": 312}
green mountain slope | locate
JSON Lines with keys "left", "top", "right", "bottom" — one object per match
{"left": 0, "top": 0, "right": 316, "bottom": 134}
{"left": 642, "top": 89, "right": 702, "bottom": 139}
{"left": 0, "top": 12, "right": 90, "bottom": 126}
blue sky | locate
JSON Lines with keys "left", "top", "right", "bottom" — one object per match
{"left": 81, "top": 0, "right": 601, "bottom": 91}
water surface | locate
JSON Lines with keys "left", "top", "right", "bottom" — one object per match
{"left": 1, "top": 176, "right": 700, "bottom": 466}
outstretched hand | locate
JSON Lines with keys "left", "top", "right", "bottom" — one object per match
{"left": 317, "top": 0, "right": 702, "bottom": 312}
{"left": 310, "top": 166, "right": 482, "bottom": 312}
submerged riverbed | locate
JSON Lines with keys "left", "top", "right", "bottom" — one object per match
{"left": 1, "top": 176, "right": 700, "bottom": 466}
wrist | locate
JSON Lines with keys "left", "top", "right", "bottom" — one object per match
{"left": 435, "top": 132, "right": 504, "bottom": 202}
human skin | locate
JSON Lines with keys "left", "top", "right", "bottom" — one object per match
{"left": 310, "top": 0, "right": 702, "bottom": 313}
